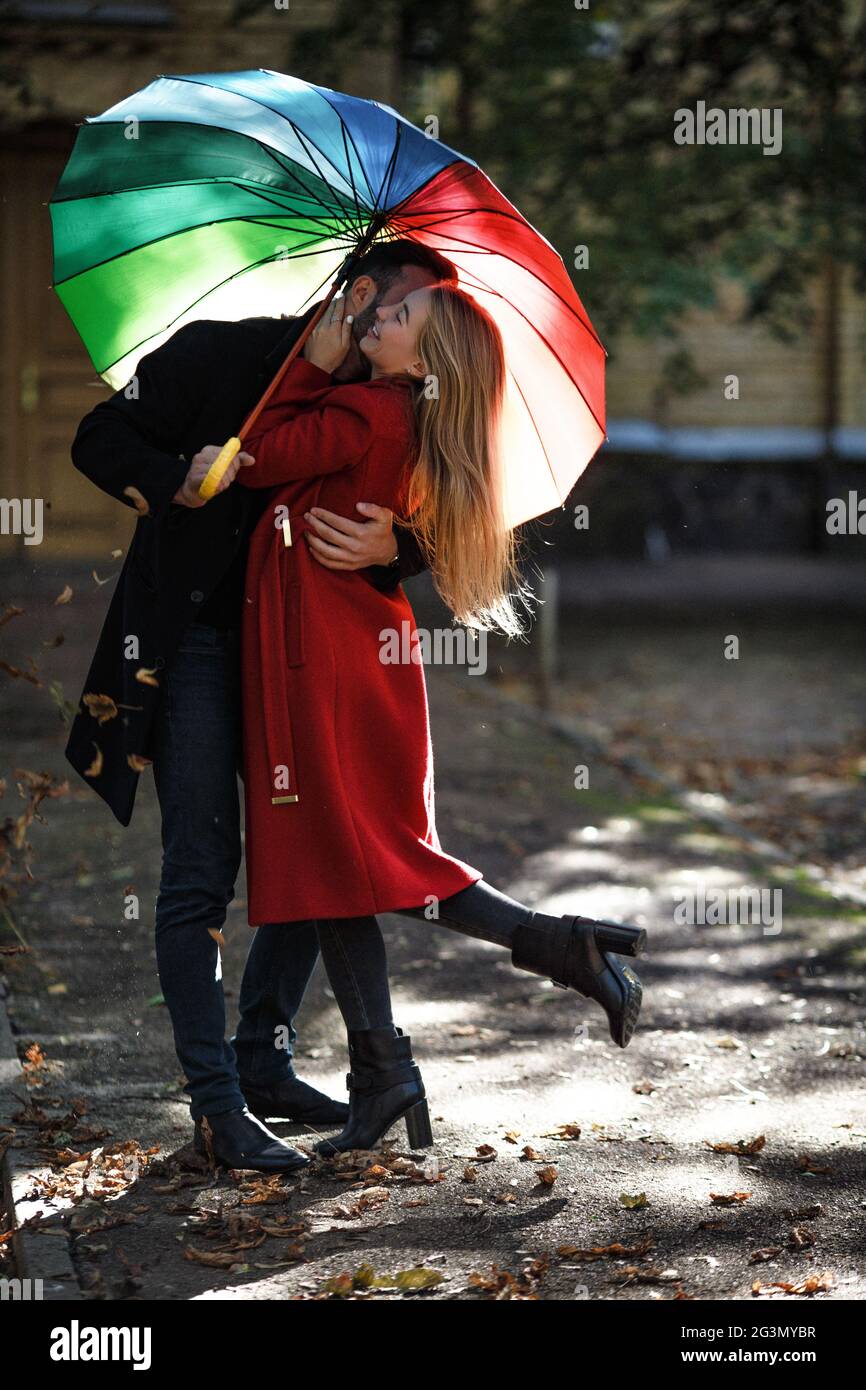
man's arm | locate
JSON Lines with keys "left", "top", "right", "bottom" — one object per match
{"left": 71, "top": 323, "right": 215, "bottom": 516}
{"left": 367, "top": 522, "right": 427, "bottom": 592}
{"left": 302, "top": 503, "right": 429, "bottom": 592}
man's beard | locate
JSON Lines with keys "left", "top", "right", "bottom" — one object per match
{"left": 351, "top": 299, "right": 379, "bottom": 342}
{"left": 337, "top": 297, "right": 382, "bottom": 381}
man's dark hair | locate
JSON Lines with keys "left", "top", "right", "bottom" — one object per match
{"left": 348, "top": 238, "right": 458, "bottom": 294}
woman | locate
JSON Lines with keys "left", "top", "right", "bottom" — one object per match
{"left": 238, "top": 283, "right": 645, "bottom": 1157}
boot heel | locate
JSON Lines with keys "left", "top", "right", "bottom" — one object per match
{"left": 404, "top": 1098, "right": 434, "bottom": 1149}
{"left": 591, "top": 920, "right": 646, "bottom": 958}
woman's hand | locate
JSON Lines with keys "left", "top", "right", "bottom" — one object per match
{"left": 303, "top": 294, "right": 354, "bottom": 374}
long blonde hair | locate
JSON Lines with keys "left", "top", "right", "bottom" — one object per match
{"left": 403, "top": 284, "right": 529, "bottom": 637}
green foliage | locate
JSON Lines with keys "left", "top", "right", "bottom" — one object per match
{"left": 291, "top": 0, "right": 866, "bottom": 362}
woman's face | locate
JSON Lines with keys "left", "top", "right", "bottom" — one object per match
{"left": 359, "top": 286, "right": 431, "bottom": 378}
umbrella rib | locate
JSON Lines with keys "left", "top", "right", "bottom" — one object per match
{"left": 55, "top": 125, "right": 357, "bottom": 243}
{"left": 452, "top": 258, "right": 606, "bottom": 440}
{"left": 227, "top": 178, "right": 355, "bottom": 239}
{"left": 370, "top": 117, "right": 402, "bottom": 215}
{"left": 243, "top": 145, "right": 359, "bottom": 235}
{"left": 391, "top": 213, "right": 605, "bottom": 353}
{"left": 313, "top": 89, "right": 378, "bottom": 208}
{"left": 279, "top": 255, "right": 353, "bottom": 317}
{"left": 506, "top": 363, "right": 563, "bottom": 513}
{"left": 52, "top": 213, "right": 345, "bottom": 288}
{"left": 336, "top": 119, "right": 367, "bottom": 232}
{"left": 260, "top": 138, "right": 357, "bottom": 236}
{"left": 97, "top": 242, "right": 355, "bottom": 377}
{"left": 170, "top": 73, "right": 362, "bottom": 229}
{"left": 283, "top": 120, "right": 365, "bottom": 235}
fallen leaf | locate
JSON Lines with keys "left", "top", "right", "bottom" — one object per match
{"left": 0, "top": 604, "right": 24, "bottom": 627}
{"left": 0, "top": 659, "right": 41, "bottom": 686}
{"left": 557, "top": 1239, "right": 654, "bottom": 1262}
{"left": 123, "top": 486, "right": 150, "bottom": 516}
{"left": 540, "top": 1123, "right": 581, "bottom": 1141}
{"left": 184, "top": 1247, "right": 246, "bottom": 1268}
{"left": 83, "top": 693, "right": 118, "bottom": 725}
{"left": 797, "top": 1155, "right": 832, "bottom": 1175}
{"left": 84, "top": 744, "right": 103, "bottom": 778}
{"left": 751, "top": 1271, "right": 833, "bottom": 1297}
{"left": 707, "top": 1135, "right": 766, "bottom": 1156}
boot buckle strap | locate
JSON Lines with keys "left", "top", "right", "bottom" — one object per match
{"left": 346, "top": 1064, "right": 419, "bottom": 1092}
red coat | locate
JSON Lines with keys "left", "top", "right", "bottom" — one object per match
{"left": 238, "top": 356, "right": 482, "bottom": 925}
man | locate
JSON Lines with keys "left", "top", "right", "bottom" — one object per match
{"left": 66, "top": 240, "right": 458, "bottom": 1171}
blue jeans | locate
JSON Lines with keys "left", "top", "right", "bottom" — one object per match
{"left": 314, "top": 917, "right": 395, "bottom": 1031}
{"left": 151, "top": 622, "right": 321, "bottom": 1121}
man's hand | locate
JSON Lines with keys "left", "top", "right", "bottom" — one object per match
{"left": 302, "top": 294, "right": 354, "bottom": 375}
{"left": 303, "top": 502, "right": 398, "bottom": 570}
{"left": 172, "top": 444, "right": 255, "bottom": 508}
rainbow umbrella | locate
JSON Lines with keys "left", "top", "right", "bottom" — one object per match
{"left": 50, "top": 68, "right": 605, "bottom": 523}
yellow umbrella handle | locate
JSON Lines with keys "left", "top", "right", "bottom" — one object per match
{"left": 197, "top": 436, "right": 242, "bottom": 500}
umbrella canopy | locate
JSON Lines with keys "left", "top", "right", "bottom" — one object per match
{"left": 50, "top": 69, "right": 606, "bottom": 528}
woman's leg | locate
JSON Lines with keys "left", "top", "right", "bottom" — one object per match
{"left": 314, "top": 916, "right": 396, "bottom": 1033}
{"left": 397, "top": 879, "right": 646, "bottom": 1050}
{"left": 401, "top": 879, "right": 532, "bottom": 947}
{"left": 311, "top": 916, "right": 431, "bottom": 1155}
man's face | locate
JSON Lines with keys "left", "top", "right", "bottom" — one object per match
{"left": 349, "top": 264, "right": 442, "bottom": 344}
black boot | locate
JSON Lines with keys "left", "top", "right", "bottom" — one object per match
{"left": 511, "top": 914, "right": 646, "bottom": 1048}
{"left": 240, "top": 1073, "right": 350, "bottom": 1126}
{"left": 312, "top": 1026, "right": 433, "bottom": 1158}
{"left": 193, "top": 1106, "right": 310, "bottom": 1173}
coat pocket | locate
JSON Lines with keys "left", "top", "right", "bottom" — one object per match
{"left": 284, "top": 578, "right": 305, "bottom": 667}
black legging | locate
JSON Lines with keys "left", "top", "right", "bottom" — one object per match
{"left": 315, "top": 880, "right": 533, "bottom": 1031}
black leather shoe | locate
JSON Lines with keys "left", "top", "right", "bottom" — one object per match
{"left": 240, "top": 1073, "right": 350, "bottom": 1127}
{"left": 193, "top": 1106, "right": 310, "bottom": 1173}
{"left": 511, "top": 914, "right": 646, "bottom": 1048}
{"left": 313, "top": 1026, "right": 433, "bottom": 1158}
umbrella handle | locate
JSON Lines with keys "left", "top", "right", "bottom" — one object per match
{"left": 197, "top": 436, "right": 242, "bottom": 500}
{"left": 195, "top": 241, "right": 370, "bottom": 503}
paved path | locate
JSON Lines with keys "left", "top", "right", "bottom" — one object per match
{"left": 1, "top": 563, "right": 864, "bottom": 1300}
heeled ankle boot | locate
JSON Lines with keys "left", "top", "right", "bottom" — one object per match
{"left": 511, "top": 914, "right": 646, "bottom": 1048}
{"left": 193, "top": 1106, "right": 310, "bottom": 1173}
{"left": 312, "top": 1026, "right": 433, "bottom": 1157}
{"left": 240, "top": 1072, "right": 350, "bottom": 1126}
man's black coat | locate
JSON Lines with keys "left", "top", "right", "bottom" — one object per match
{"left": 65, "top": 310, "right": 425, "bottom": 827}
